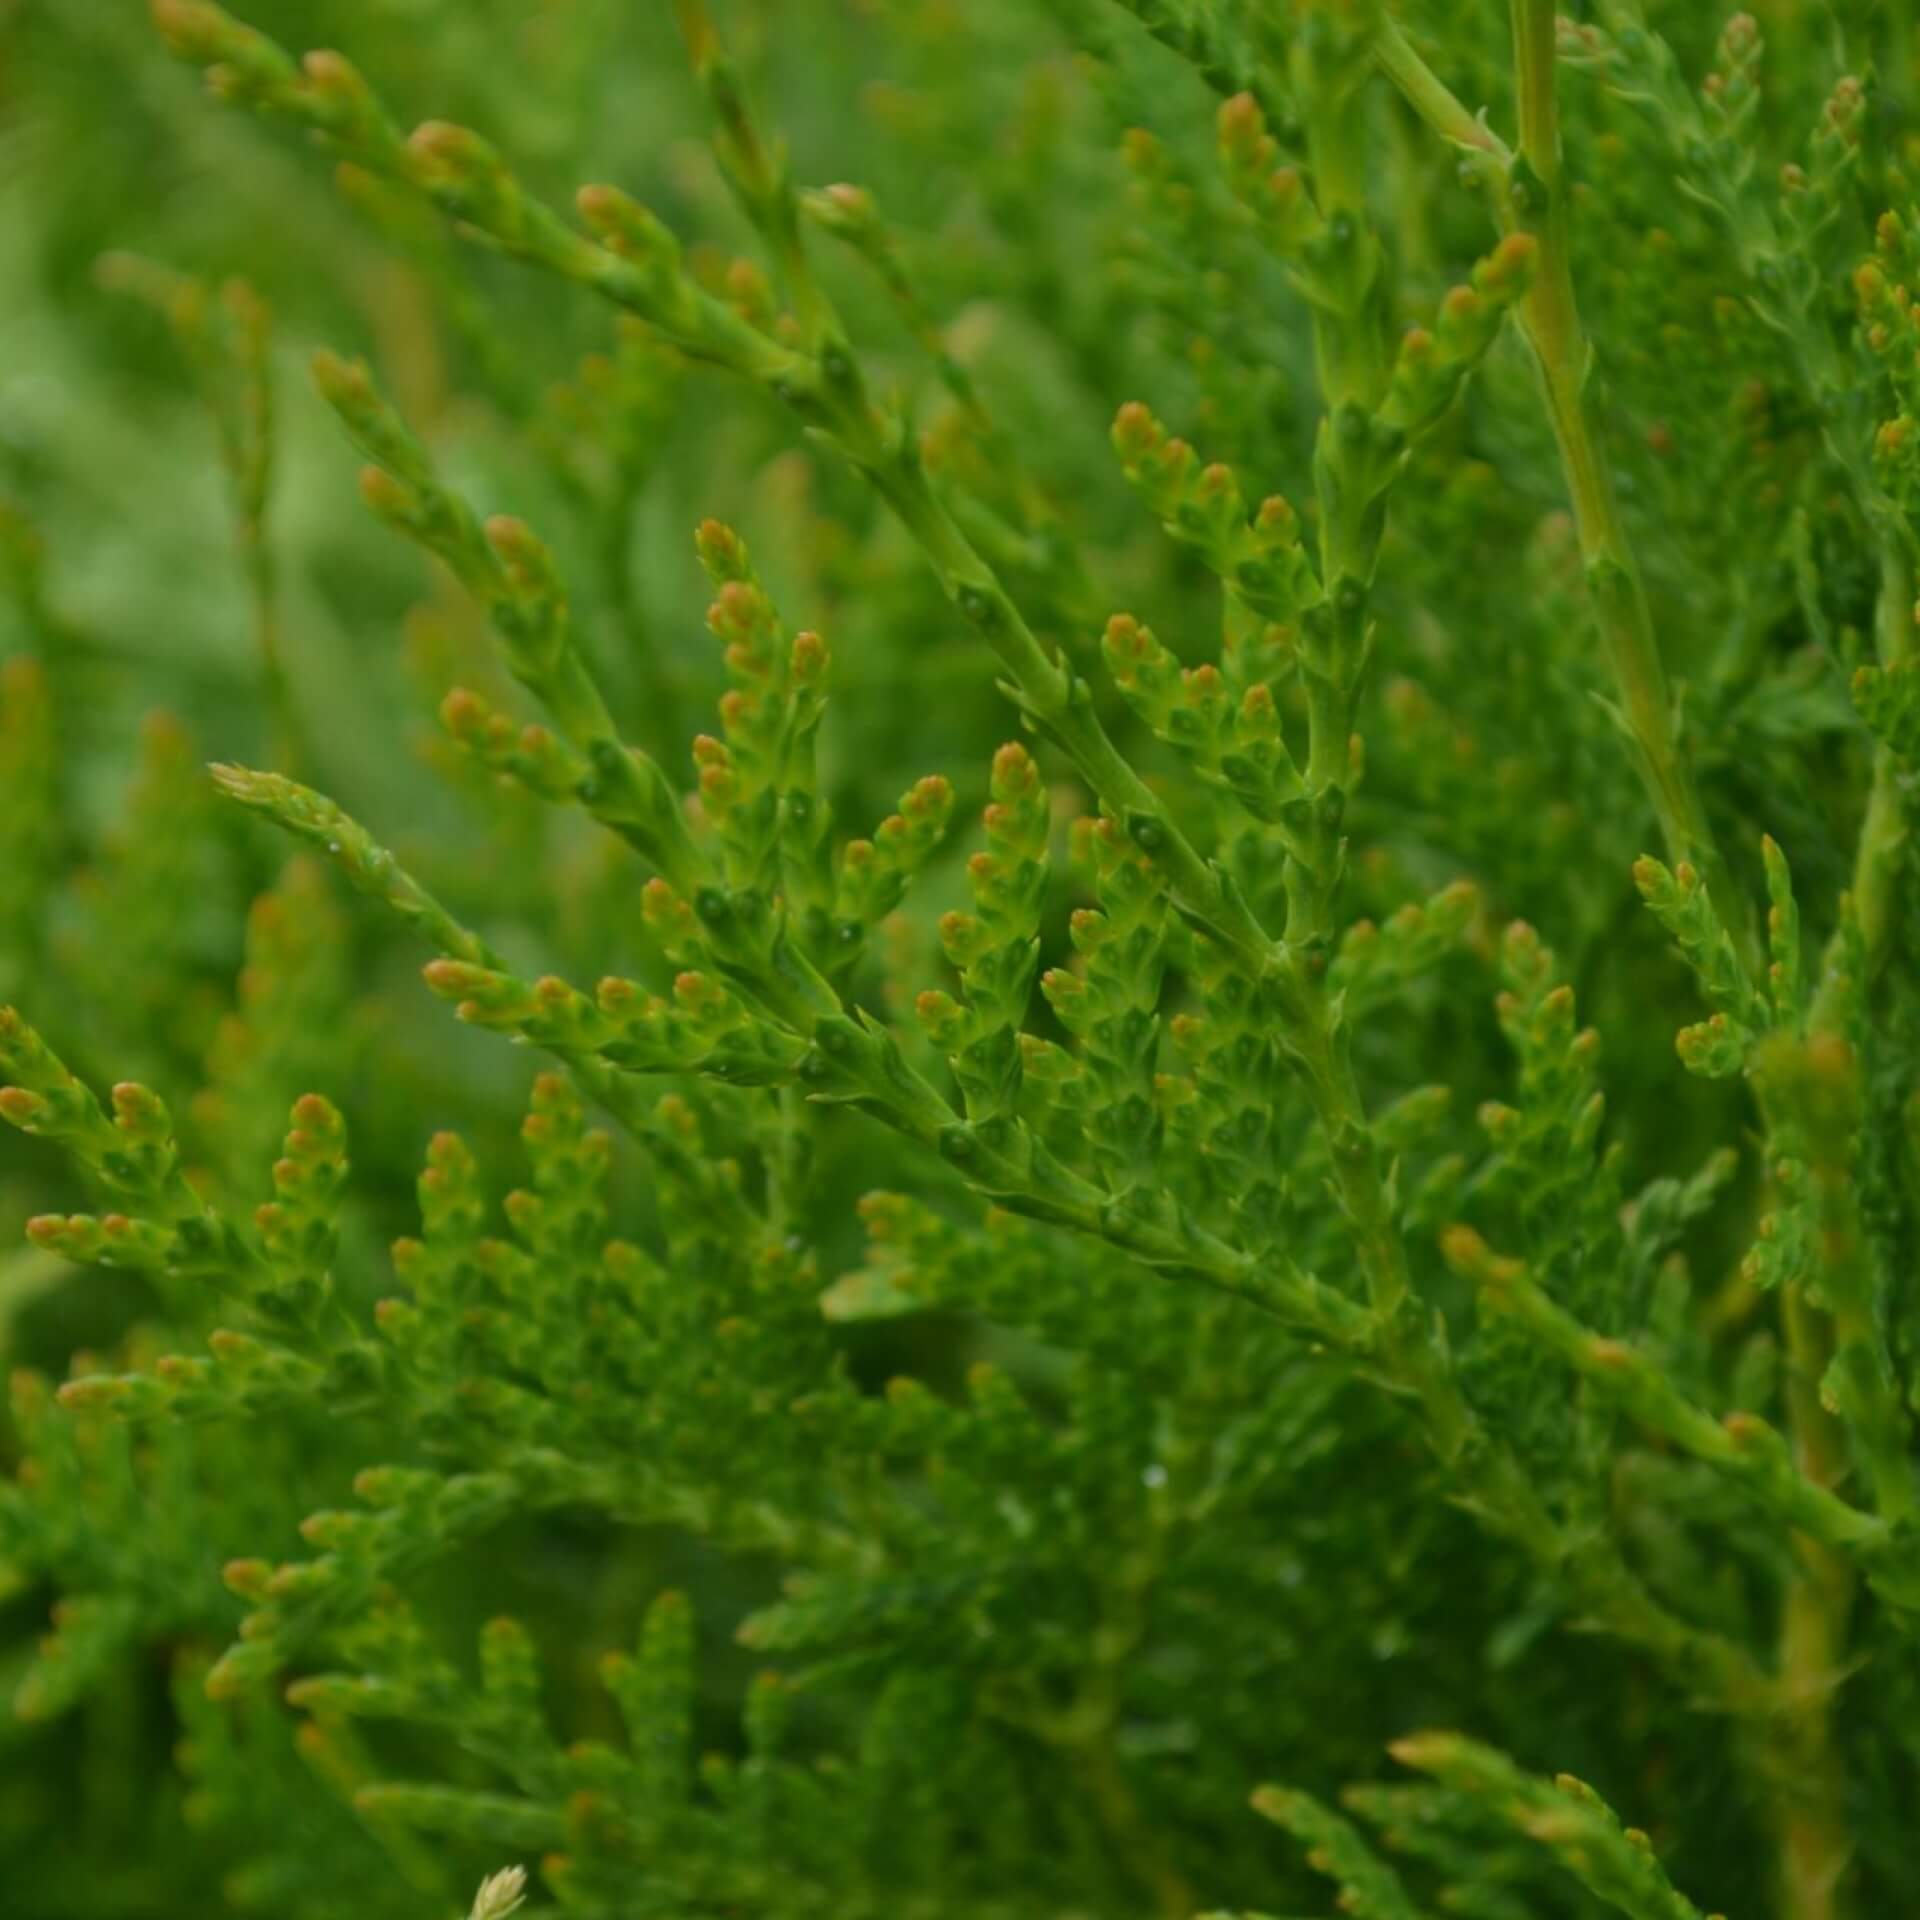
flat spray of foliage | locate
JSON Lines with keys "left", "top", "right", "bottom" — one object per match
{"left": 3, "top": 0, "right": 1920, "bottom": 1916}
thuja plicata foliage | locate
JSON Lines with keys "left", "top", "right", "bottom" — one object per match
{"left": 7, "top": 0, "right": 1920, "bottom": 1914}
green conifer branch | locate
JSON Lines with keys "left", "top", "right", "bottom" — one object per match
{"left": 10, "top": 7, "right": 1920, "bottom": 1912}
{"left": 1440, "top": 1226, "right": 1900, "bottom": 1568}
{"left": 150, "top": 0, "right": 1429, "bottom": 1350}
{"left": 155, "top": 0, "right": 1785, "bottom": 1722}
{"left": 1387, "top": 1733, "right": 1720, "bottom": 1920}
{"left": 1094, "top": 1, "right": 1755, "bottom": 974}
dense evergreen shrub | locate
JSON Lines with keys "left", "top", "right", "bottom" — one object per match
{"left": 4, "top": 4, "right": 1919, "bottom": 1916}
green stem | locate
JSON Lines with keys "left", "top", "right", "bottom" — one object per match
{"left": 1381, "top": 7, "right": 1754, "bottom": 976}
{"left": 1802, "top": 544, "right": 1916, "bottom": 1521}
{"left": 1778, "top": 542, "right": 1919, "bottom": 1920}
{"left": 1762, "top": 537, "right": 1915, "bottom": 1920}
{"left": 239, "top": 508, "right": 301, "bottom": 775}
{"left": 1373, "top": 16, "right": 1508, "bottom": 158}
{"left": 1776, "top": 1275, "right": 1855, "bottom": 1920}
{"left": 1506, "top": 0, "right": 1757, "bottom": 979}
{"left": 1815, "top": 544, "right": 1914, "bottom": 1025}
